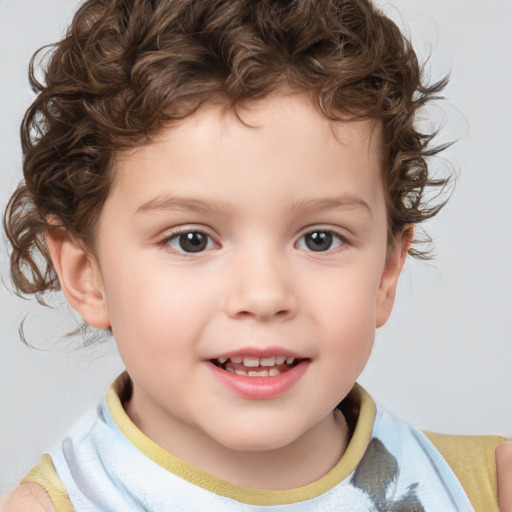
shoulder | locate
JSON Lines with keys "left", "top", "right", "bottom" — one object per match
{"left": 496, "top": 440, "right": 512, "bottom": 512}
{"left": 10, "top": 454, "right": 73, "bottom": 512}
{"left": 425, "top": 431, "right": 506, "bottom": 512}
{"left": 2, "top": 482, "right": 55, "bottom": 512}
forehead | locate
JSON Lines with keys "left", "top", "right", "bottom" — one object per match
{"left": 164, "top": 93, "right": 382, "bottom": 154}
{"left": 109, "top": 93, "right": 385, "bottom": 213}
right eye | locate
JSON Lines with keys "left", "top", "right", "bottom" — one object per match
{"left": 165, "top": 231, "right": 217, "bottom": 253}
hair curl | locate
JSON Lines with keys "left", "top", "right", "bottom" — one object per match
{"left": 4, "top": 0, "right": 448, "bottom": 300}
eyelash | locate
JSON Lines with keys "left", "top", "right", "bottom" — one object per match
{"left": 157, "top": 228, "right": 347, "bottom": 255}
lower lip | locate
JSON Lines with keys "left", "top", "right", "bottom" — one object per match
{"left": 207, "top": 361, "right": 309, "bottom": 400}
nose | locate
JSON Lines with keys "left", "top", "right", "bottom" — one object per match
{"left": 224, "top": 250, "right": 298, "bottom": 321}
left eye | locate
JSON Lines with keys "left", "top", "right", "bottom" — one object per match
{"left": 296, "top": 230, "right": 344, "bottom": 252}
{"left": 166, "top": 231, "right": 217, "bottom": 253}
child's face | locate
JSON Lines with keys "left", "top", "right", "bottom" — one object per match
{"left": 84, "top": 93, "right": 406, "bottom": 460}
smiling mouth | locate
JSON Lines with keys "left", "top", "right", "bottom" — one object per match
{"left": 210, "top": 355, "right": 302, "bottom": 377}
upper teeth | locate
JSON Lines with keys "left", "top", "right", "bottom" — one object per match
{"left": 217, "top": 356, "right": 296, "bottom": 366}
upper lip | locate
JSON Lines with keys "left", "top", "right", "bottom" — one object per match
{"left": 208, "top": 347, "right": 307, "bottom": 360}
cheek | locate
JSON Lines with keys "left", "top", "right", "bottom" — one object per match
{"left": 102, "top": 257, "right": 214, "bottom": 359}
{"left": 309, "top": 266, "right": 382, "bottom": 354}
{"left": 310, "top": 265, "right": 382, "bottom": 319}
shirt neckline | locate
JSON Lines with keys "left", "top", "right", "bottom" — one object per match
{"left": 105, "top": 372, "right": 376, "bottom": 506}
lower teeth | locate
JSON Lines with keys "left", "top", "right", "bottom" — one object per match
{"left": 227, "top": 368, "right": 282, "bottom": 377}
{"left": 216, "top": 359, "right": 301, "bottom": 377}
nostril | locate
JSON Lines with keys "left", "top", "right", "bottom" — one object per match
{"left": 233, "top": 308, "right": 292, "bottom": 320}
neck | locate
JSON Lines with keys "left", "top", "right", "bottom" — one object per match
{"left": 125, "top": 388, "right": 350, "bottom": 490}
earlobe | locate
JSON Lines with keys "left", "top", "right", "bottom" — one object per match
{"left": 46, "top": 228, "right": 111, "bottom": 329}
{"left": 375, "top": 226, "right": 413, "bottom": 328}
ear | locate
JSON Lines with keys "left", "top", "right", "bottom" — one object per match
{"left": 46, "top": 228, "right": 111, "bottom": 329}
{"left": 375, "top": 226, "right": 413, "bottom": 328}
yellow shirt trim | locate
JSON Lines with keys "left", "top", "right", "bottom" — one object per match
{"left": 21, "top": 453, "right": 74, "bottom": 512}
{"left": 107, "top": 372, "right": 377, "bottom": 506}
{"left": 20, "top": 374, "right": 506, "bottom": 509}
{"left": 424, "top": 431, "right": 505, "bottom": 512}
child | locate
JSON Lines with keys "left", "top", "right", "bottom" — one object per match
{"left": 3, "top": 0, "right": 510, "bottom": 510}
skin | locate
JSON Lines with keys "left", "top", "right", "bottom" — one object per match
{"left": 7, "top": 93, "right": 510, "bottom": 507}
{"left": 2, "top": 482, "right": 55, "bottom": 511}
{"left": 497, "top": 441, "right": 512, "bottom": 511}
{"left": 47, "top": 92, "right": 408, "bottom": 490}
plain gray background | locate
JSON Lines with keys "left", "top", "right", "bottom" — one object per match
{"left": 1, "top": 0, "right": 511, "bottom": 496}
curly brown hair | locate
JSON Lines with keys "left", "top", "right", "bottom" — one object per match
{"left": 4, "top": 0, "right": 448, "bottom": 299}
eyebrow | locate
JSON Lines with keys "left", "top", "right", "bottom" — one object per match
{"left": 135, "top": 194, "right": 372, "bottom": 217}
{"left": 290, "top": 196, "right": 373, "bottom": 217}
{"left": 135, "top": 195, "right": 232, "bottom": 216}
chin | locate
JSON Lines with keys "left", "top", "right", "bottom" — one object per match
{"left": 209, "top": 423, "right": 303, "bottom": 454}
